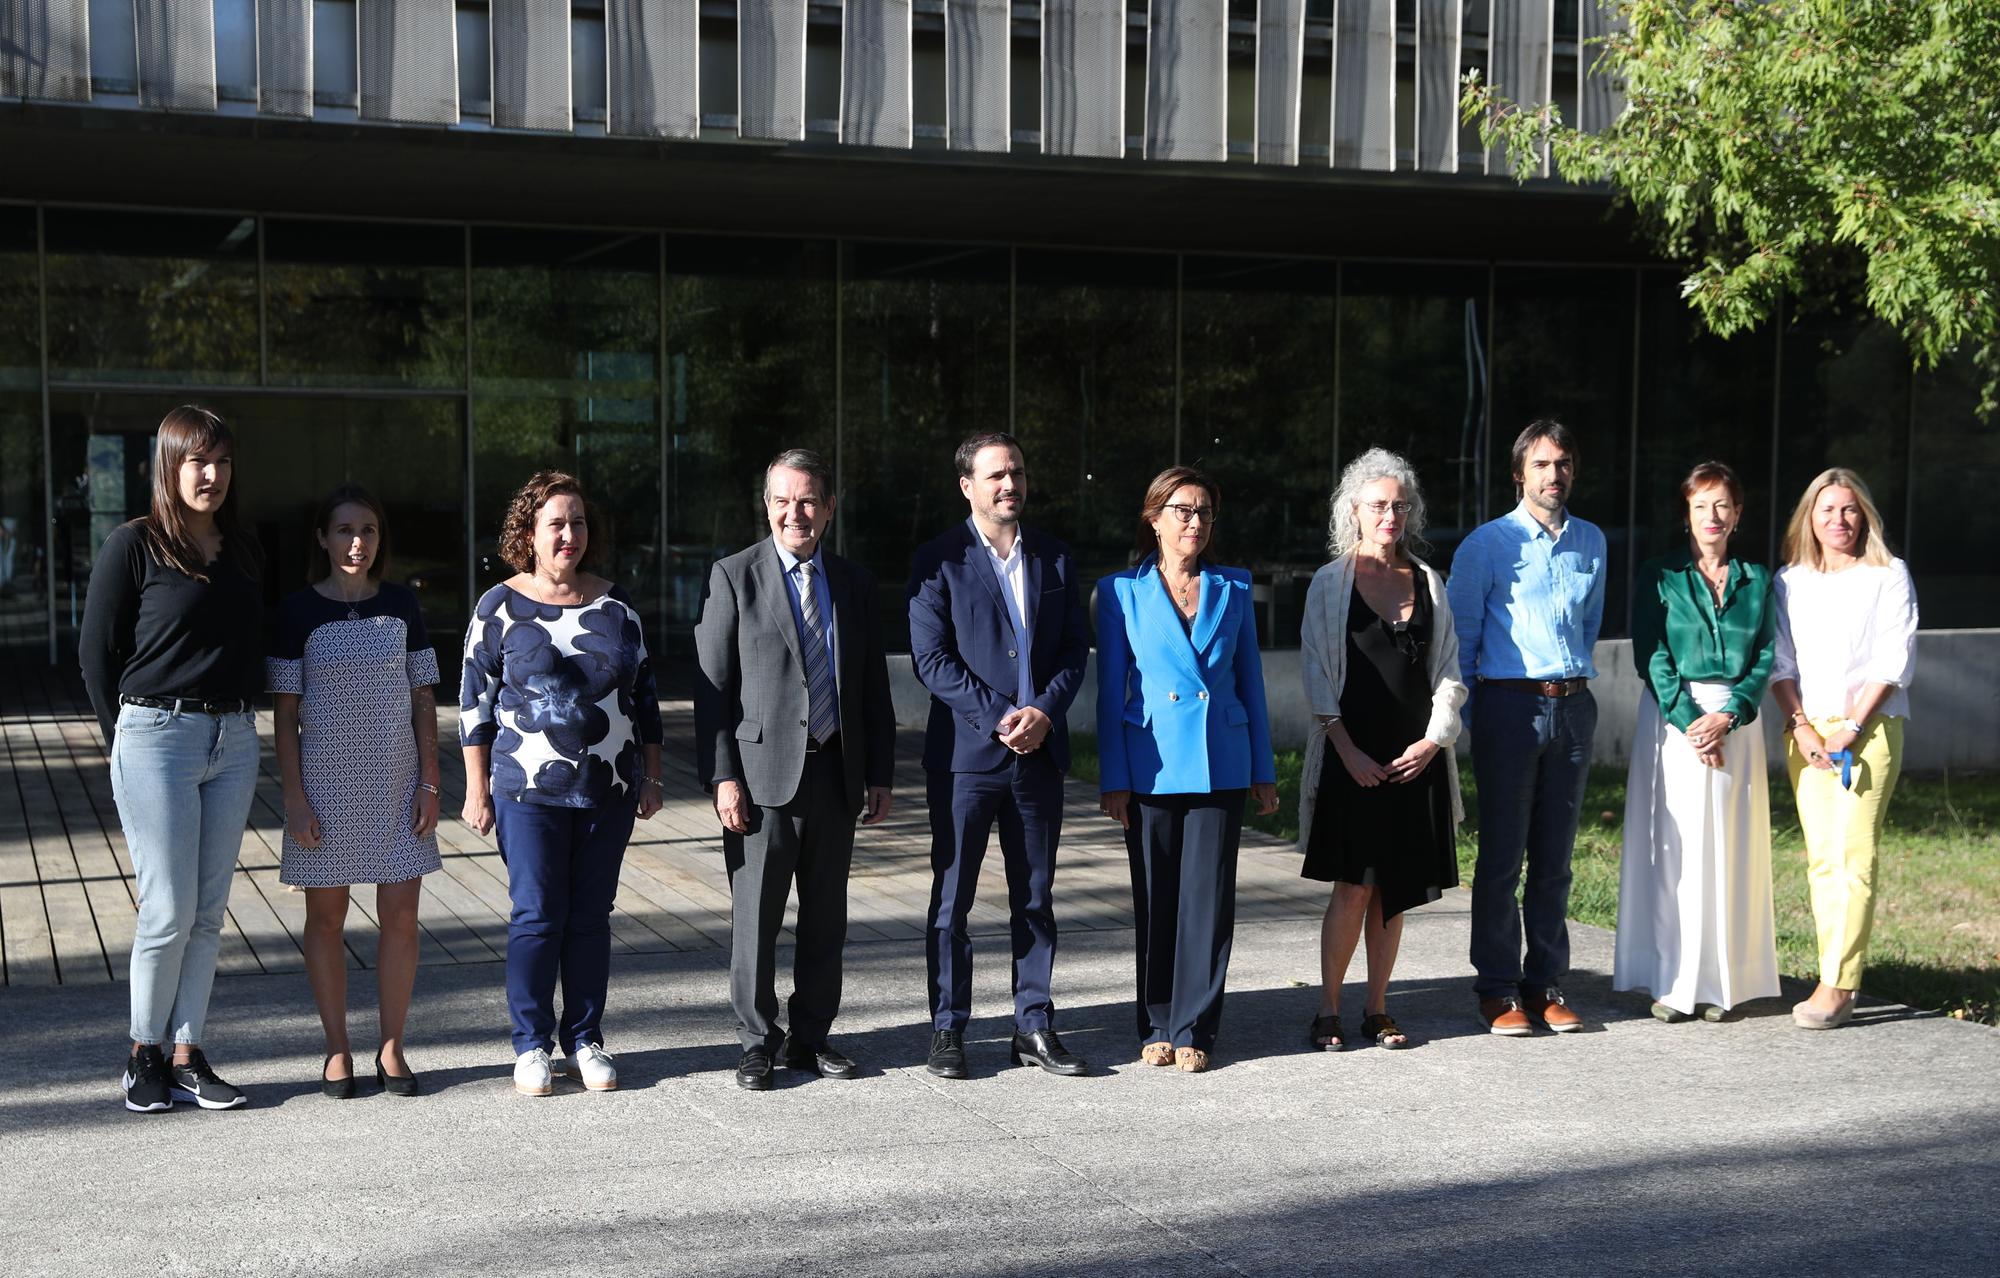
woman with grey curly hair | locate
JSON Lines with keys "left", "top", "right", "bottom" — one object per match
{"left": 1297, "top": 448, "right": 1466, "bottom": 1052}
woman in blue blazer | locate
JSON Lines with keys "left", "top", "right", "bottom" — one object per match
{"left": 1096, "top": 466, "right": 1279, "bottom": 1072}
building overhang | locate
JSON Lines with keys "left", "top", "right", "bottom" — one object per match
{"left": 1, "top": 101, "right": 1646, "bottom": 263}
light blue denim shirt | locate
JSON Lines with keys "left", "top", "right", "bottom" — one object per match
{"left": 1446, "top": 502, "right": 1607, "bottom": 692}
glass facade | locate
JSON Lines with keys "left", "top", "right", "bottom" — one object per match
{"left": 10, "top": 202, "right": 1990, "bottom": 681}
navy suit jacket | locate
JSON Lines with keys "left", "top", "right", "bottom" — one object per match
{"left": 907, "top": 519, "right": 1091, "bottom": 774}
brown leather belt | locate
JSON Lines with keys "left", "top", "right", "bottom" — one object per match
{"left": 1480, "top": 677, "right": 1590, "bottom": 698}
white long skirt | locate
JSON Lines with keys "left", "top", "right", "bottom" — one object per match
{"left": 1613, "top": 683, "right": 1779, "bottom": 1014}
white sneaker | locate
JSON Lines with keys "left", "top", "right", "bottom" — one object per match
{"left": 567, "top": 1042, "right": 618, "bottom": 1092}
{"left": 514, "top": 1047, "right": 554, "bottom": 1096}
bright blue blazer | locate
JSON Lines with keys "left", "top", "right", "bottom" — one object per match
{"left": 1094, "top": 559, "right": 1277, "bottom": 796}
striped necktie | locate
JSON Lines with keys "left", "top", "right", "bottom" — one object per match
{"left": 797, "top": 561, "right": 838, "bottom": 744}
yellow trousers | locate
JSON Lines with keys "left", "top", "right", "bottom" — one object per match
{"left": 1786, "top": 716, "right": 1902, "bottom": 990}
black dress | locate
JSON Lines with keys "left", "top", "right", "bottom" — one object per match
{"left": 1300, "top": 578, "right": 1457, "bottom": 921}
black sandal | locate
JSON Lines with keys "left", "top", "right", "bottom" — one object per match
{"left": 1309, "top": 1013, "right": 1345, "bottom": 1052}
{"left": 1361, "top": 1013, "right": 1410, "bottom": 1049}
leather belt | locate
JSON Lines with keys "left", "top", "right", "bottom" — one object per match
{"left": 120, "top": 694, "right": 252, "bottom": 715}
{"left": 1480, "top": 677, "right": 1589, "bottom": 698}
{"left": 804, "top": 732, "right": 841, "bottom": 754}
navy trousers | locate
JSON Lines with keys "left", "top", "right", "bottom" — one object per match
{"left": 925, "top": 751, "right": 1063, "bottom": 1033}
{"left": 1468, "top": 684, "right": 1597, "bottom": 999}
{"left": 493, "top": 793, "right": 637, "bottom": 1056}
{"left": 1126, "top": 791, "right": 1244, "bottom": 1052}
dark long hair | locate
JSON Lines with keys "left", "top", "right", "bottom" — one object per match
{"left": 138, "top": 405, "right": 261, "bottom": 582}
{"left": 311, "top": 483, "right": 390, "bottom": 582}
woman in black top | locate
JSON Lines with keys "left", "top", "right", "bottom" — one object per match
{"left": 80, "top": 406, "right": 264, "bottom": 1113}
{"left": 1296, "top": 449, "right": 1467, "bottom": 1051}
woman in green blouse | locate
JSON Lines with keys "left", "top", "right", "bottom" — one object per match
{"left": 1614, "top": 461, "right": 1781, "bottom": 1022}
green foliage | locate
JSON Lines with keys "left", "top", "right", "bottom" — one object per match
{"left": 1463, "top": 1, "right": 2000, "bottom": 405}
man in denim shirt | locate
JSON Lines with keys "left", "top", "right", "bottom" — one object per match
{"left": 1446, "top": 420, "right": 1606, "bottom": 1036}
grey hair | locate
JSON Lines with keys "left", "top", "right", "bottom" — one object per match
{"left": 760, "top": 447, "right": 835, "bottom": 504}
{"left": 1326, "top": 447, "right": 1429, "bottom": 558}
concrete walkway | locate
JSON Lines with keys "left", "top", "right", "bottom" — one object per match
{"left": 4, "top": 891, "right": 1996, "bottom": 1277}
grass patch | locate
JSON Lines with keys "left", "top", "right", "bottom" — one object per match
{"left": 1067, "top": 740, "right": 2000, "bottom": 1025}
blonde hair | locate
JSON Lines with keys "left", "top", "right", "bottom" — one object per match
{"left": 1781, "top": 467, "right": 1894, "bottom": 570}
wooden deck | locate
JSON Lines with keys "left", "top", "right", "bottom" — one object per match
{"left": 0, "top": 662, "right": 1327, "bottom": 986}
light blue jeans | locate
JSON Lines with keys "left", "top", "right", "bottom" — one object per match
{"left": 110, "top": 704, "right": 260, "bottom": 1045}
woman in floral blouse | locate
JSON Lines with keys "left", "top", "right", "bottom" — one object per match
{"left": 461, "top": 470, "right": 663, "bottom": 1097}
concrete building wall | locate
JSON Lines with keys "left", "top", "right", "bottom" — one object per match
{"left": 888, "top": 629, "right": 2000, "bottom": 774}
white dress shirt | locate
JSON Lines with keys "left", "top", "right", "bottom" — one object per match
{"left": 1771, "top": 559, "right": 1917, "bottom": 720}
{"left": 975, "top": 523, "right": 1036, "bottom": 710}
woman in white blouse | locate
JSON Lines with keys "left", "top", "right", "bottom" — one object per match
{"left": 1769, "top": 467, "right": 1918, "bottom": 1030}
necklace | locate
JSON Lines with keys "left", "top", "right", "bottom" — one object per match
{"left": 1158, "top": 562, "right": 1198, "bottom": 614}
{"left": 320, "top": 578, "right": 371, "bottom": 621}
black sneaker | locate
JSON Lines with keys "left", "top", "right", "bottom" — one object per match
{"left": 122, "top": 1045, "right": 172, "bottom": 1113}
{"left": 167, "top": 1048, "right": 248, "bottom": 1110}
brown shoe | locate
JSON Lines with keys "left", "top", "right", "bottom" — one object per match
{"left": 1479, "top": 997, "right": 1535, "bottom": 1037}
{"left": 1140, "top": 1041, "right": 1174, "bottom": 1066}
{"left": 1523, "top": 986, "right": 1584, "bottom": 1033}
{"left": 1174, "top": 1047, "right": 1211, "bottom": 1073}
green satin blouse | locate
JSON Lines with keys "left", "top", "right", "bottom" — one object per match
{"left": 1630, "top": 549, "right": 1778, "bottom": 733}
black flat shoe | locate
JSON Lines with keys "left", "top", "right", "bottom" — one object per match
{"left": 375, "top": 1052, "right": 421, "bottom": 1097}
{"left": 926, "top": 1029, "right": 968, "bottom": 1080}
{"left": 736, "top": 1046, "right": 775, "bottom": 1091}
{"left": 322, "top": 1053, "right": 355, "bottom": 1100}
{"left": 1009, "top": 1029, "right": 1088, "bottom": 1076}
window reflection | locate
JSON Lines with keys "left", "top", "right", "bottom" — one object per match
{"left": 663, "top": 236, "right": 835, "bottom": 673}
{"left": 0, "top": 206, "right": 36, "bottom": 390}
{"left": 1909, "top": 353, "right": 1998, "bottom": 627}
{"left": 1182, "top": 255, "right": 1338, "bottom": 643}
{"left": 1776, "top": 309, "right": 1910, "bottom": 563}
{"left": 45, "top": 209, "right": 259, "bottom": 385}
{"left": 1491, "top": 266, "right": 1635, "bottom": 636}
{"left": 1338, "top": 262, "right": 1489, "bottom": 573}
{"left": 1013, "top": 249, "right": 1176, "bottom": 589}
{"left": 839, "top": 242, "right": 1010, "bottom": 649}
{"left": 1633, "top": 271, "right": 1776, "bottom": 567}
{"left": 266, "top": 219, "right": 465, "bottom": 388}
{"left": 471, "top": 228, "right": 662, "bottom": 646}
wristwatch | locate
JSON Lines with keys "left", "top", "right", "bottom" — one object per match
{"left": 1840, "top": 718, "right": 1865, "bottom": 735}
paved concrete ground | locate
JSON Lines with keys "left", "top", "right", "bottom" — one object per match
{"left": 4, "top": 890, "right": 1995, "bottom": 1278}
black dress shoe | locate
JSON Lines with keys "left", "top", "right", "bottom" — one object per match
{"left": 926, "top": 1029, "right": 968, "bottom": 1080}
{"left": 321, "top": 1053, "right": 355, "bottom": 1101}
{"left": 780, "top": 1036, "right": 860, "bottom": 1080}
{"left": 1010, "top": 1029, "right": 1088, "bottom": 1076}
{"left": 735, "top": 1046, "right": 775, "bottom": 1091}
{"left": 375, "top": 1052, "right": 421, "bottom": 1097}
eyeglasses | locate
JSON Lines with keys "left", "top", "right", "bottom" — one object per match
{"left": 1163, "top": 504, "right": 1217, "bottom": 525}
{"left": 1361, "top": 500, "right": 1413, "bottom": 516}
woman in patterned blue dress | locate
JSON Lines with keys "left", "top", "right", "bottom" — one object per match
{"left": 270, "top": 485, "right": 442, "bottom": 1099}
{"left": 460, "top": 471, "right": 664, "bottom": 1097}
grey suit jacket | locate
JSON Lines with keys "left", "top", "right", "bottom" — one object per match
{"left": 693, "top": 537, "right": 896, "bottom": 814}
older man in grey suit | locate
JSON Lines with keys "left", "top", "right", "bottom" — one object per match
{"left": 695, "top": 448, "right": 896, "bottom": 1090}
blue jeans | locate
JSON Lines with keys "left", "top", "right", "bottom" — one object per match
{"left": 493, "top": 794, "right": 636, "bottom": 1056}
{"left": 1468, "top": 684, "right": 1597, "bottom": 1000}
{"left": 110, "top": 704, "right": 261, "bottom": 1045}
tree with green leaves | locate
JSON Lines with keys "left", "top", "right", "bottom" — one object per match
{"left": 1464, "top": 1, "right": 2000, "bottom": 403}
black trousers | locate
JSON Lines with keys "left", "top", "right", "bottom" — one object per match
{"left": 723, "top": 740, "right": 855, "bottom": 1052}
{"left": 1125, "top": 790, "right": 1245, "bottom": 1053}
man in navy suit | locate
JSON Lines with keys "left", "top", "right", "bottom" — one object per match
{"left": 907, "top": 432, "right": 1092, "bottom": 1078}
